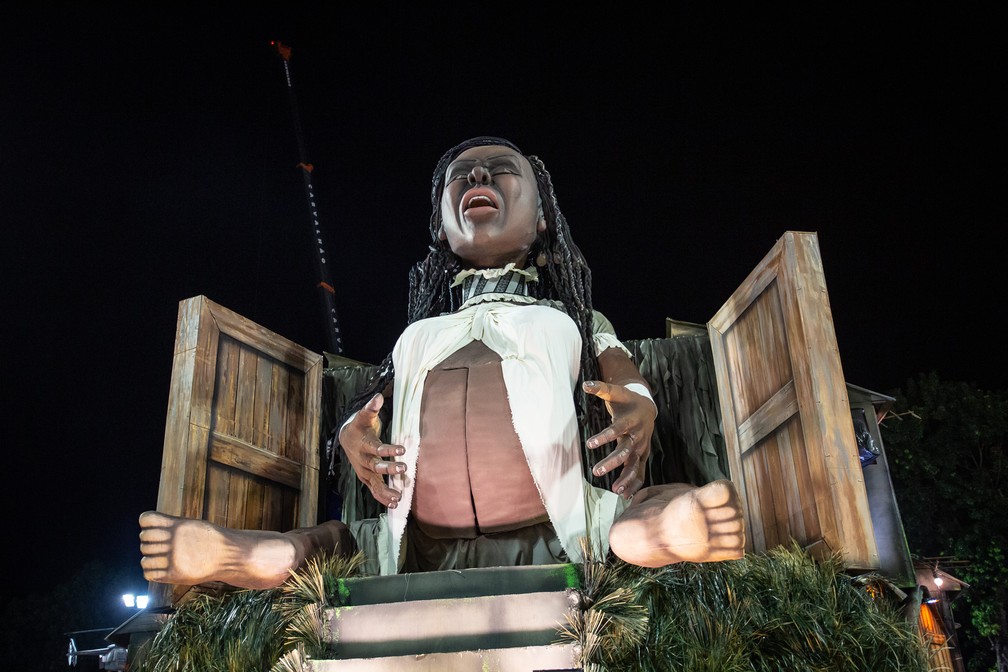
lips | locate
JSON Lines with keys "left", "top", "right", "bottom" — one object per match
{"left": 463, "top": 187, "right": 499, "bottom": 212}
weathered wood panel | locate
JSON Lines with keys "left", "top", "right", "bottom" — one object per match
{"left": 150, "top": 295, "right": 323, "bottom": 606}
{"left": 708, "top": 231, "right": 879, "bottom": 571}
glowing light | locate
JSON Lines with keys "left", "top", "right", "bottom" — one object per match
{"left": 122, "top": 593, "right": 148, "bottom": 608}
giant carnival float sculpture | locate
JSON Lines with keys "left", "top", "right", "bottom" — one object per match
{"left": 102, "top": 44, "right": 962, "bottom": 672}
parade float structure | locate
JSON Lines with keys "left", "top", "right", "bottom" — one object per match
{"left": 98, "top": 38, "right": 959, "bottom": 672}
{"left": 99, "top": 230, "right": 963, "bottom": 672}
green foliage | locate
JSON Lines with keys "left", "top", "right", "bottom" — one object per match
{"left": 880, "top": 371, "right": 1008, "bottom": 671}
{"left": 564, "top": 543, "right": 931, "bottom": 672}
{"left": 137, "top": 588, "right": 287, "bottom": 671}
{"left": 126, "top": 543, "right": 928, "bottom": 671}
{"left": 882, "top": 372, "right": 1008, "bottom": 552}
{"left": 134, "top": 550, "right": 366, "bottom": 672}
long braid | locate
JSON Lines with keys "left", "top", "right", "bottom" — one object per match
{"left": 332, "top": 137, "right": 611, "bottom": 487}
{"left": 525, "top": 155, "right": 609, "bottom": 481}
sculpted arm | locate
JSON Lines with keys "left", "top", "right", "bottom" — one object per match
{"left": 337, "top": 385, "right": 406, "bottom": 509}
{"left": 582, "top": 311, "right": 657, "bottom": 498}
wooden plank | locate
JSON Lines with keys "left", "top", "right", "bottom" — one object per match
{"left": 750, "top": 442, "right": 780, "bottom": 549}
{"left": 156, "top": 346, "right": 195, "bottom": 515}
{"left": 286, "top": 370, "right": 306, "bottom": 463}
{"left": 209, "top": 431, "right": 303, "bottom": 489}
{"left": 763, "top": 436, "right": 792, "bottom": 546}
{"left": 782, "top": 234, "right": 876, "bottom": 568}
{"left": 223, "top": 465, "right": 247, "bottom": 529}
{"left": 262, "top": 482, "right": 286, "bottom": 532}
{"left": 710, "top": 323, "right": 747, "bottom": 525}
{"left": 156, "top": 297, "right": 219, "bottom": 515}
{"left": 189, "top": 297, "right": 219, "bottom": 432}
{"left": 708, "top": 246, "right": 781, "bottom": 333}
{"left": 740, "top": 451, "right": 763, "bottom": 553}
{"left": 205, "top": 462, "right": 231, "bottom": 527}
{"left": 775, "top": 235, "right": 840, "bottom": 551}
{"left": 172, "top": 294, "right": 202, "bottom": 355}
{"left": 214, "top": 336, "right": 239, "bottom": 437}
{"left": 207, "top": 298, "right": 323, "bottom": 371}
{"left": 300, "top": 358, "right": 322, "bottom": 527}
{"left": 244, "top": 478, "right": 265, "bottom": 531}
{"left": 149, "top": 298, "right": 207, "bottom": 608}
{"left": 252, "top": 351, "right": 273, "bottom": 450}
{"left": 774, "top": 418, "right": 807, "bottom": 543}
{"left": 738, "top": 381, "right": 799, "bottom": 455}
{"left": 235, "top": 345, "right": 257, "bottom": 444}
{"left": 269, "top": 363, "right": 289, "bottom": 457}
{"left": 180, "top": 424, "right": 210, "bottom": 520}
{"left": 285, "top": 488, "right": 299, "bottom": 533}
{"left": 174, "top": 300, "right": 220, "bottom": 518}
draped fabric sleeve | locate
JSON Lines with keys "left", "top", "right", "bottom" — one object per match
{"left": 592, "top": 309, "right": 633, "bottom": 358}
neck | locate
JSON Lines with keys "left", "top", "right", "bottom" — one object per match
{"left": 452, "top": 263, "right": 538, "bottom": 307}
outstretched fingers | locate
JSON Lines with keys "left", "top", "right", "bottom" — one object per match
{"left": 583, "top": 380, "right": 654, "bottom": 498}
{"left": 591, "top": 433, "right": 646, "bottom": 497}
{"left": 340, "top": 394, "right": 406, "bottom": 508}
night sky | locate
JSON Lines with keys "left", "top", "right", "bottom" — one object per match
{"left": 4, "top": 5, "right": 1002, "bottom": 608}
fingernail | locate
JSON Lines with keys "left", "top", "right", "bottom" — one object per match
{"left": 396, "top": 464, "right": 406, "bottom": 473}
{"left": 594, "top": 466, "right": 605, "bottom": 476}
{"left": 396, "top": 448, "right": 405, "bottom": 456}
{"left": 584, "top": 380, "right": 599, "bottom": 389}
{"left": 617, "top": 485, "right": 625, "bottom": 495}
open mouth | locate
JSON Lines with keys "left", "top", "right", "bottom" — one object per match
{"left": 463, "top": 189, "right": 498, "bottom": 211}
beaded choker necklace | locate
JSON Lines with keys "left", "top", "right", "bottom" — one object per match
{"left": 451, "top": 263, "right": 538, "bottom": 309}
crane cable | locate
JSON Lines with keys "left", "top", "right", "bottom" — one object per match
{"left": 271, "top": 40, "right": 344, "bottom": 356}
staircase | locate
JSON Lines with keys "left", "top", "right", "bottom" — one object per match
{"left": 308, "top": 563, "right": 584, "bottom": 671}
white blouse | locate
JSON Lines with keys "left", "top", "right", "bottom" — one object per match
{"left": 361, "top": 295, "right": 631, "bottom": 575}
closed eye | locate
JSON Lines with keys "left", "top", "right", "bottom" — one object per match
{"left": 488, "top": 158, "right": 521, "bottom": 175}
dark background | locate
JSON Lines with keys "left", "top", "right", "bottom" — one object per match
{"left": 3, "top": 3, "right": 1002, "bottom": 627}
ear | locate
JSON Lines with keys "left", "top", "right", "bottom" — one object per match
{"left": 537, "top": 217, "right": 546, "bottom": 233}
{"left": 438, "top": 226, "right": 447, "bottom": 241}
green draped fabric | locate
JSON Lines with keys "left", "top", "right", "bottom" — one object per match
{"left": 625, "top": 335, "right": 730, "bottom": 488}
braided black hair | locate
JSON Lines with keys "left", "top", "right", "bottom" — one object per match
{"left": 333, "top": 136, "right": 611, "bottom": 486}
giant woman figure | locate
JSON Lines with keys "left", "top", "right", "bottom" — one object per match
{"left": 139, "top": 137, "right": 745, "bottom": 588}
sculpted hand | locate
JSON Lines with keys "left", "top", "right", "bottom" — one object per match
{"left": 582, "top": 380, "right": 657, "bottom": 499}
{"left": 338, "top": 393, "right": 405, "bottom": 508}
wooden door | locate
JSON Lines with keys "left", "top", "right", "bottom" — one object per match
{"left": 708, "top": 232, "right": 879, "bottom": 571}
{"left": 151, "top": 295, "right": 323, "bottom": 603}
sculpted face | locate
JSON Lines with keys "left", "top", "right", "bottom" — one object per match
{"left": 440, "top": 145, "right": 544, "bottom": 269}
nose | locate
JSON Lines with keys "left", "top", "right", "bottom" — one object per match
{"left": 467, "top": 164, "right": 492, "bottom": 186}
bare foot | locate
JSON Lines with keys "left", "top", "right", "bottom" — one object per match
{"left": 608, "top": 479, "right": 746, "bottom": 567}
{"left": 139, "top": 511, "right": 300, "bottom": 590}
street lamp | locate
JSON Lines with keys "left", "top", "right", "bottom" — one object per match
{"left": 122, "top": 593, "right": 149, "bottom": 609}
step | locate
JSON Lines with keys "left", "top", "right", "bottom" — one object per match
{"left": 334, "top": 562, "right": 580, "bottom": 606}
{"left": 309, "top": 643, "right": 581, "bottom": 671}
{"left": 324, "top": 589, "right": 577, "bottom": 659}
{"left": 314, "top": 564, "right": 584, "bottom": 664}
